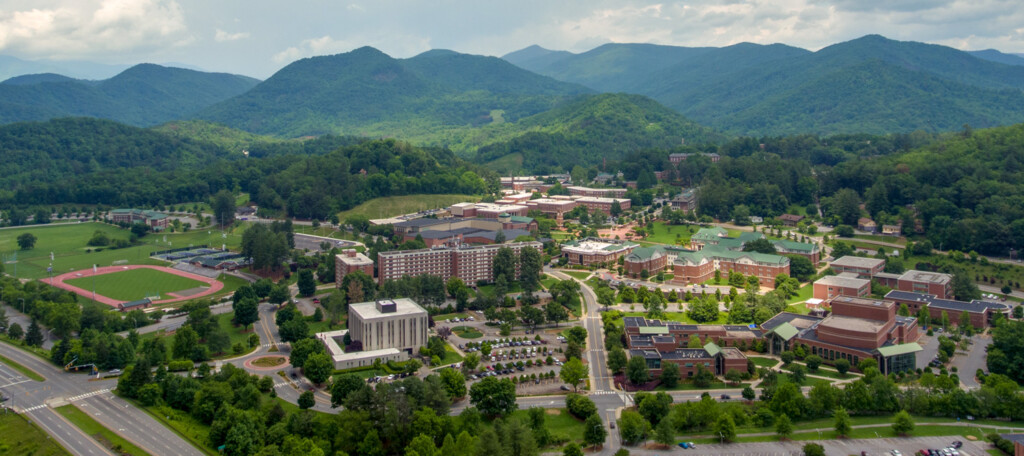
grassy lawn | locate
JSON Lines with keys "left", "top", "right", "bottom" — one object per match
{"left": 440, "top": 343, "right": 464, "bottom": 365}
{"left": 336, "top": 194, "right": 479, "bottom": 221}
{"left": 786, "top": 362, "right": 857, "bottom": 380}
{"left": 453, "top": 326, "right": 483, "bottom": 339}
{"left": 853, "top": 234, "right": 907, "bottom": 244}
{"left": 0, "top": 222, "right": 248, "bottom": 280}
{"left": 477, "top": 282, "right": 524, "bottom": 298}
{"left": 561, "top": 270, "right": 593, "bottom": 280}
{"left": 141, "top": 404, "right": 217, "bottom": 455}
{"left": 55, "top": 404, "right": 151, "bottom": 456}
{"left": 486, "top": 408, "right": 586, "bottom": 444}
{"left": 622, "top": 311, "right": 729, "bottom": 326}
{"left": 541, "top": 275, "right": 559, "bottom": 290}
{"left": 786, "top": 302, "right": 811, "bottom": 315}
{"left": 0, "top": 352, "right": 45, "bottom": 381}
{"left": 139, "top": 312, "right": 255, "bottom": 359}
{"left": 65, "top": 267, "right": 208, "bottom": 301}
{"left": 645, "top": 222, "right": 695, "bottom": 246}
{"left": 0, "top": 412, "right": 70, "bottom": 456}
{"left": 785, "top": 284, "right": 814, "bottom": 305}
{"left": 749, "top": 356, "right": 779, "bottom": 368}
{"left": 690, "top": 424, "right": 990, "bottom": 444}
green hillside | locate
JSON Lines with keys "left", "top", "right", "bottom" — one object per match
{"left": 505, "top": 35, "right": 1024, "bottom": 136}
{"left": 0, "top": 64, "right": 259, "bottom": 127}
{"left": 198, "top": 46, "right": 590, "bottom": 138}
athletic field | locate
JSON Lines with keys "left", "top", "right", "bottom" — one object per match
{"left": 64, "top": 267, "right": 209, "bottom": 302}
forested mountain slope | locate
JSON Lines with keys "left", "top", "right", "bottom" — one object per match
{"left": 0, "top": 64, "right": 259, "bottom": 127}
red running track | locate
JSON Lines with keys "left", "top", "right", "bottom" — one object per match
{"left": 47, "top": 265, "right": 224, "bottom": 308}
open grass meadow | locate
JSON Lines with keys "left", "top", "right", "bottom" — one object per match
{"left": 646, "top": 222, "right": 696, "bottom": 245}
{"left": 0, "top": 222, "right": 248, "bottom": 280}
{"left": 56, "top": 404, "right": 151, "bottom": 456}
{"left": 336, "top": 194, "right": 480, "bottom": 221}
{"left": 0, "top": 412, "right": 71, "bottom": 456}
{"left": 621, "top": 311, "right": 730, "bottom": 326}
{"left": 65, "top": 268, "right": 208, "bottom": 301}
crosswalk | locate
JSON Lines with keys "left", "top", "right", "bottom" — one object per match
{"left": 273, "top": 382, "right": 290, "bottom": 388}
{"left": 67, "top": 388, "right": 111, "bottom": 402}
{"left": 261, "top": 343, "right": 287, "bottom": 349}
{"left": 590, "top": 390, "right": 617, "bottom": 395}
{"left": 23, "top": 403, "right": 48, "bottom": 412}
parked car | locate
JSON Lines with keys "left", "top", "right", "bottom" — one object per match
{"left": 720, "top": 394, "right": 731, "bottom": 400}
{"left": 951, "top": 441, "right": 962, "bottom": 449}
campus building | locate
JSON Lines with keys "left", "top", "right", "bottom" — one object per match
{"left": 376, "top": 241, "right": 543, "bottom": 285}
{"left": 393, "top": 216, "right": 538, "bottom": 246}
{"left": 884, "top": 290, "right": 1010, "bottom": 328}
{"left": 812, "top": 273, "right": 872, "bottom": 300}
{"left": 561, "top": 238, "right": 638, "bottom": 266}
{"left": 763, "top": 296, "right": 922, "bottom": 374}
{"left": 830, "top": 256, "right": 886, "bottom": 279}
{"left": 623, "top": 246, "right": 670, "bottom": 277}
{"left": 576, "top": 196, "right": 632, "bottom": 215}
{"left": 565, "top": 186, "right": 628, "bottom": 198}
{"left": 109, "top": 209, "right": 168, "bottom": 230}
{"left": 623, "top": 316, "right": 763, "bottom": 349}
{"left": 670, "top": 189, "right": 698, "bottom": 212}
{"left": 317, "top": 298, "right": 428, "bottom": 369}
{"left": 672, "top": 247, "right": 790, "bottom": 287}
{"left": 335, "top": 249, "right": 375, "bottom": 284}
{"left": 888, "top": 270, "right": 953, "bottom": 299}
{"left": 688, "top": 228, "right": 819, "bottom": 263}
{"left": 668, "top": 152, "right": 721, "bottom": 164}
{"left": 449, "top": 202, "right": 529, "bottom": 219}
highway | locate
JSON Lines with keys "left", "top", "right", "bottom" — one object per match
{"left": 0, "top": 342, "right": 202, "bottom": 456}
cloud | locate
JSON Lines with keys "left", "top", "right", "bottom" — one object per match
{"left": 214, "top": 28, "right": 249, "bottom": 42}
{"left": 0, "top": 0, "right": 190, "bottom": 59}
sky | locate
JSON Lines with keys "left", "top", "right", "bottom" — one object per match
{"left": 1, "top": 0, "right": 1022, "bottom": 79}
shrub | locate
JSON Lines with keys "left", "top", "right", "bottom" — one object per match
{"left": 565, "top": 393, "right": 597, "bottom": 419}
{"left": 167, "top": 360, "right": 194, "bottom": 372}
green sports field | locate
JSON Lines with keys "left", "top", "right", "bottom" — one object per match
{"left": 64, "top": 268, "right": 208, "bottom": 301}
{"left": 0, "top": 222, "right": 247, "bottom": 280}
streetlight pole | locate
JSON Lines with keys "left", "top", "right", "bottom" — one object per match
{"left": 18, "top": 298, "right": 24, "bottom": 314}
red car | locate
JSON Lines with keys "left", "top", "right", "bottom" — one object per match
{"left": 312, "top": 298, "right": 320, "bottom": 304}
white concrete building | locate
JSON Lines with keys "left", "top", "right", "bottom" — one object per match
{"left": 348, "top": 298, "right": 429, "bottom": 354}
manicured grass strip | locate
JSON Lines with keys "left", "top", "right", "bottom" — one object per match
{"left": 0, "top": 411, "right": 71, "bottom": 456}
{"left": 655, "top": 381, "right": 749, "bottom": 391}
{"left": 453, "top": 326, "right": 483, "bottom": 339}
{"left": 692, "top": 424, "right": 992, "bottom": 444}
{"left": 621, "top": 311, "right": 729, "bottom": 325}
{"left": 336, "top": 194, "right": 480, "bottom": 221}
{"left": 562, "top": 271, "right": 593, "bottom": 280}
{"left": 749, "top": 356, "right": 779, "bottom": 368}
{"left": 55, "top": 404, "right": 152, "bottom": 456}
{"left": 0, "top": 352, "right": 45, "bottom": 381}
{"left": 678, "top": 414, "right": 1024, "bottom": 438}
{"left": 135, "top": 403, "right": 218, "bottom": 456}
{"left": 785, "top": 284, "right": 814, "bottom": 305}
{"left": 65, "top": 268, "right": 208, "bottom": 301}
{"left": 440, "top": 343, "right": 464, "bottom": 365}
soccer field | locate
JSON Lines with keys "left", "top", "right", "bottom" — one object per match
{"left": 0, "top": 222, "right": 248, "bottom": 280}
{"left": 64, "top": 268, "right": 209, "bottom": 302}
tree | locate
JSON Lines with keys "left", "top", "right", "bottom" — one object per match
{"left": 805, "top": 354, "right": 822, "bottom": 371}
{"left": 232, "top": 297, "right": 259, "bottom": 330}
{"left": 951, "top": 271, "right": 981, "bottom": 302}
{"left": 583, "top": 414, "right": 606, "bottom": 449}
{"left": 440, "top": 368, "right": 467, "bottom": 399}
{"left": 565, "top": 326, "right": 587, "bottom": 347}
{"left": 298, "top": 391, "right": 314, "bottom": 410}
{"left": 780, "top": 351, "right": 795, "bottom": 364}
{"left": 785, "top": 255, "right": 815, "bottom": 282}
{"left": 492, "top": 247, "right": 516, "bottom": 284}
{"left": 469, "top": 377, "right": 516, "bottom": 417}
{"left": 891, "top": 410, "right": 914, "bottom": 436}
{"left": 297, "top": 269, "right": 317, "bottom": 297}
{"left": 725, "top": 368, "right": 742, "bottom": 385}
{"left": 742, "top": 385, "right": 756, "bottom": 401}
{"left": 211, "top": 189, "right": 236, "bottom": 227}
{"left": 562, "top": 443, "right": 583, "bottom": 456}
{"left": 607, "top": 347, "right": 628, "bottom": 373}
{"left": 278, "top": 317, "right": 309, "bottom": 343}
{"left": 617, "top": 410, "right": 649, "bottom": 446}
{"left": 289, "top": 338, "right": 324, "bottom": 369}
{"left": 834, "top": 358, "right": 850, "bottom": 375}
{"left": 693, "top": 364, "right": 715, "bottom": 388}
{"left": 743, "top": 238, "right": 777, "bottom": 254}
{"left": 803, "top": 443, "right": 826, "bottom": 456}
{"left": 832, "top": 188, "right": 862, "bottom": 226}
{"left": 713, "top": 414, "right": 736, "bottom": 443}
{"left": 25, "top": 319, "right": 43, "bottom": 347}
{"left": 775, "top": 413, "right": 793, "bottom": 440}
{"left": 303, "top": 353, "right": 332, "bottom": 385}
{"left": 626, "top": 355, "right": 650, "bottom": 386}
{"left": 518, "top": 306, "right": 545, "bottom": 332}
{"left": 545, "top": 301, "right": 568, "bottom": 327}
{"left": 330, "top": 374, "right": 363, "bottom": 407}
{"left": 834, "top": 407, "right": 852, "bottom": 438}
{"left": 560, "top": 358, "right": 587, "bottom": 392}
{"left": 654, "top": 417, "right": 675, "bottom": 447}
{"left": 7, "top": 322, "right": 23, "bottom": 340}
{"left": 268, "top": 284, "right": 290, "bottom": 306}
{"left": 518, "top": 247, "right": 542, "bottom": 292}
{"left": 17, "top": 233, "right": 36, "bottom": 250}
{"left": 660, "top": 362, "right": 680, "bottom": 388}
{"left": 959, "top": 309, "right": 972, "bottom": 332}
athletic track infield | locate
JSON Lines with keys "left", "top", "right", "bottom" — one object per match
{"left": 47, "top": 265, "right": 224, "bottom": 308}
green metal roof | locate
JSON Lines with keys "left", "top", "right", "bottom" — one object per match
{"left": 703, "top": 342, "right": 721, "bottom": 357}
{"left": 735, "top": 232, "right": 765, "bottom": 242}
{"left": 768, "top": 322, "right": 799, "bottom": 340}
{"left": 626, "top": 246, "right": 666, "bottom": 261}
{"left": 638, "top": 326, "right": 669, "bottom": 335}
{"left": 772, "top": 239, "right": 817, "bottom": 252}
{"left": 877, "top": 343, "right": 923, "bottom": 357}
{"left": 692, "top": 227, "right": 728, "bottom": 241}
{"left": 509, "top": 216, "right": 534, "bottom": 223}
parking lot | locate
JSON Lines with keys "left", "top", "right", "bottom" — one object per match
{"left": 675, "top": 436, "right": 986, "bottom": 456}
{"left": 950, "top": 333, "right": 989, "bottom": 388}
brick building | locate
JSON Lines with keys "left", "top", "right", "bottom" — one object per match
{"left": 623, "top": 246, "right": 669, "bottom": 277}
{"left": 771, "top": 239, "right": 821, "bottom": 264}
{"left": 885, "top": 290, "right": 1010, "bottom": 328}
{"left": 673, "top": 247, "right": 790, "bottom": 287}
{"left": 376, "top": 241, "right": 543, "bottom": 285}
{"left": 779, "top": 214, "right": 804, "bottom": 227}
{"left": 394, "top": 216, "right": 537, "bottom": 246}
{"left": 561, "top": 238, "right": 638, "bottom": 266}
{"left": 670, "top": 189, "right": 698, "bottom": 212}
{"left": 763, "top": 296, "right": 922, "bottom": 374}
{"left": 830, "top": 256, "right": 886, "bottom": 279}
{"left": 623, "top": 316, "right": 763, "bottom": 349}
{"left": 812, "top": 273, "right": 871, "bottom": 300}
{"left": 890, "top": 270, "right": 953, "bottom": 299}
{"left": 449, "top": 202, "right": 529, "bottom": 219}
{"left": 668, "top": 152, "right": 720, "bottom": 164}
{"left": 109, "top": 209, "right": 168, "bottom": 230}
{"left": 335, "top": 249, "right": 375, "bottom": 284}
{"left": 576, "top": 196, "right": 631, "bottom": 214}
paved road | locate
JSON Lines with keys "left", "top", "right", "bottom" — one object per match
{"left": 659, "top": 435, "right": 988, "bottom": 456}
{"left": 951, "top": 334, "right": 989, "bottom": 388}
{"left": 0, "top": 342, "right": 202, "bottom": 456}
